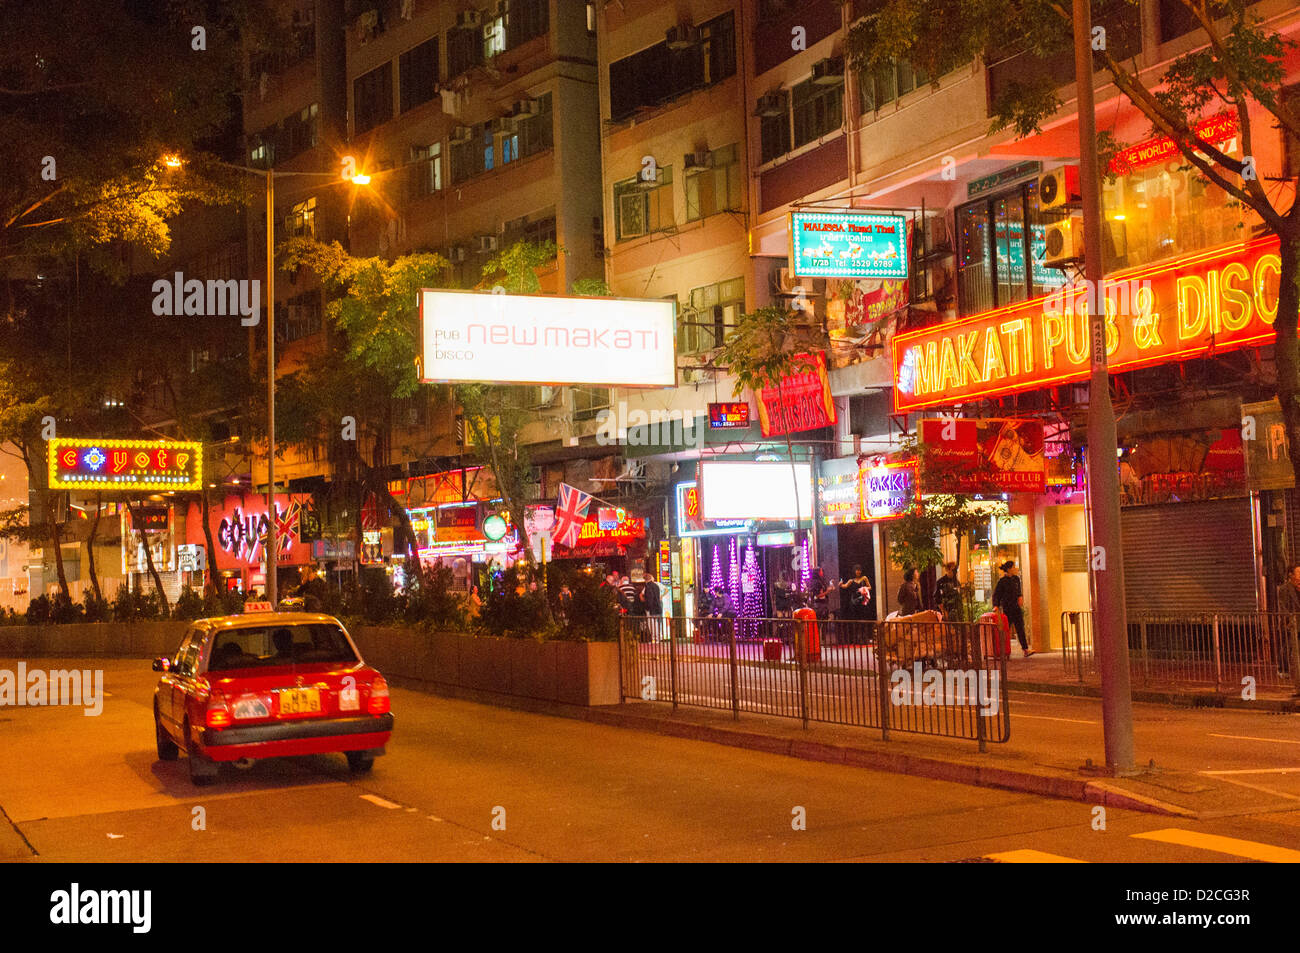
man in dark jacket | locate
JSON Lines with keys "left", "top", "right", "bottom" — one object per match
{"left": 293, "top": 565, "right": 328, "bottom": 612}
{"left": 992, "top": 560, "right": 1033, "bottom": 657}
{"left": 934, "top": 562, "right": 961, "bottom": 620}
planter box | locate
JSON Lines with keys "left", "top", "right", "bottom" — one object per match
{"left": 347, "top": 625, "right": 621, "bottom": 706}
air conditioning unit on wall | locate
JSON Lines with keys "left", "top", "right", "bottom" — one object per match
{"left": 683, "top": 151, "right": 712, "bottom": 173}
{"left": 754, "top": 92, "right": 785, "bottom": 117}
{"left": 1039, "top": 165, "right": 1082, "bottom": 209}
{"left": 476, "top": 234, "right": 498, "bottom": 253}
{"left": 1043, "top": 215, "right": 1084, "bottom": 266}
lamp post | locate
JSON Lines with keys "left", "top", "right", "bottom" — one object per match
{"left": 161, "top": 155, "right": 371, "bottom": 607}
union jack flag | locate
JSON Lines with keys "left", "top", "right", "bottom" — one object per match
{"left": 553, "top": 483, "right": 592, "bottom": 548}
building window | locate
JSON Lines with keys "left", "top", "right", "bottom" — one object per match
{"left": 447, "top": 24, "right": 483, "bottom": 76}
{"left": 506, "top": 0, "right": 549, "bottom": 48}
{"left": 607, "top": 11, "right": 736, "bottom": 121}
{"left": 284, "top": 196, "right": 316, "bottom": 238}
{"left": 450, "top": 127, "right": 485, "bottom": 184}
{"left": 399, "top": 38, "right": 439, "bottom": 113}
{"left": 699, "top": 12, "right": 737, "bottom": 86}
{"left": 483, "top": 12, "right": 506, "bottom": 59}
{"left": 759, "top": 94, "right": 792, "bottom": 163}
{"left": 516, "top": 92, "right": 553, "bottom": 157}
{"left": 613, "top": 166, "right": 674, "bottom": 241}
{"left": 791, "top": 76, "right": 843, "bottom": 148}
{"left": 859, "top": 59, "right": 928, "bottom": 112}
{"left": 1100, "top": 143, "right": 1246, "bottom": 273}
{"left": 956, "top": 180, "right": 1066, "bottom": 317}
{"left": 353, "top": 62, "right": 393, "bottom": 135}
{"left": 682, "top": 277, "right": 745, "bottom": 353}
{"left": 1157, "top": 0, "right": 1199, "bottom": 43}
{"left": 503, "top": 212, "right": 557, "bottom": 249}
{"left": 685, "top": 144, "right": 742, "bottom": 221}
{"left": 483, "top": 126, "right": 495, "bottom": 172}
{"left": 572, "top": 387, "right": 610, "bottom": 422}
{"left": 284, "top": 290, "right": 323, "bottom": 342}
{"left": 410, "top": 142, "right": 441, "bottom": 195}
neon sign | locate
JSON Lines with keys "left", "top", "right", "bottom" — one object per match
{"left": 892, "top": 236, "right": 1282, "bottom": 413}
{"left": 50, "top": 438, "right": 202, "bottom": 491}
{"left": 789, "top": 211, "right": 908, "bottom": 280}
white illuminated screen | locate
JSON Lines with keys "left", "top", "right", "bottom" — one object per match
{"left": 420, "top": 289, "right": 676, "bottom": 387}
{"left": 699, "top": 461, "right": 815, "bottom": 521}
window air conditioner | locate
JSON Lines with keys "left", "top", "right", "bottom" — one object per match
{"left": 810, "top": 57, "right": 844, "bottom": 85}
{"left": 1043, "top": 215, "right": 1084, "bottom": 267}
{"left": 1039, "top": 165, "right": 1082, "bottom": 209}
{"left": 755, "top": 92, "right": 785, "bottom": 117}
{"left": 683, "top": 151, "right": 713, "bottom": 174}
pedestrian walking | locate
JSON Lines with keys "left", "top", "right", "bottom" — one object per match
{"left": 618, "top": 575, "right": 637, "bottom": 615}
{"left": 992, "top": 560, "right": 1033, "bottom": 657}
{"left": 808, "top": 568, "right": 830, "bottom": 621}
{"left": 897, "top": 567, "right": 922, "bottom": 615}
{"left": 934, "top": 561, "right": 962, "bottom": 620}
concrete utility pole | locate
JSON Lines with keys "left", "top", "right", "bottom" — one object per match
{"left": 1072, "top": 0, "right": 1136, "bottom": 773}
{"left": 266, "top": 169, "right": 278, "bottom": 608}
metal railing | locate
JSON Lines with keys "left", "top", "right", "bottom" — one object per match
{"left": 619, "top": 615, "right": 1010, "bottom": 750}
{"left": 1060, "top": 609, "right": 1300, "bottom": 692}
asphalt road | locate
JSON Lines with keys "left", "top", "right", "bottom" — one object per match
{"left": 2, "top": 657, "right": 1300, "bottom": 863}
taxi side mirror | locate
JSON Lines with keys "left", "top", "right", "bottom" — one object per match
{"left": 152, "top": 657, "right": 171, "bottom": 673}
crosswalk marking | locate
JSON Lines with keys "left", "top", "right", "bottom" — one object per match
{"left": 359, "top": 794, "right": 402, "bottom": 810}
{"left": 1132, "top": 829, "right": 1300, "bottom": 863}
{"left": 984, "top": 849, "right": 1088, "bottom": 863}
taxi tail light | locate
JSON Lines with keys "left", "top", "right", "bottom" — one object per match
{"left": 367, "top": 675, "right": 390, "bottom": 715}
{"left": 206, "top": 692, "right": 232, "bottom": 729}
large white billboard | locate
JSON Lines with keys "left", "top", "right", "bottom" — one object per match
{"left": 699, "top": 461, "right": 815, "bottom": 522}
{"left": 419, "top": 289, "right": 676, "bottom": 387}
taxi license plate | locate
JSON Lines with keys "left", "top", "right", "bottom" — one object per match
{"left": 279, "top": 688, "right": 321, "bottom": 715}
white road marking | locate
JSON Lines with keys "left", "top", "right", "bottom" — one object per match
{"left": 1208, "top": 732, "right": 1300, "bottom": 745}
{"left": 1201, "top": 768, "right": 1300, "bottom": 775}
{"left": 359, "top": 794, "right": 401, "bottom": 809}
{"left": 106, "top": 833, "right": 124, "bottom": 839}
{"left": 1197, "top": 775, "right": 1300, "bottom": 802}
{"left": 1133, "top": 828, "right": 1300, "bottom": 862}
{"left": 1012, "top": 714, "right": 1097, "bottom": 725}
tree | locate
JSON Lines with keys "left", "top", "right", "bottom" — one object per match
{"left": 1, "top": 0, "right": 262, "bottom": 278}
{"left": 277, "top": 238, "right": 567, "bottom": 595}
{"left": 848, "top": 0, "right": 1300, "bottom": 471}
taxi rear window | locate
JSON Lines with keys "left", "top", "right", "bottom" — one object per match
{"left": 206, "top": 623, "right": 357, "bottom": 672}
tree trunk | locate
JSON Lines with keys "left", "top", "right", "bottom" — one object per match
{"left": 46, "top": 493, "right": 70, "bottom": 602}
{"left": 129, "top": 502, "right": 170, "bottom": 613}
{"left": 85, "top": 491, "right": 102, "bottom": 602}
{"left": 200, "top": 487, "right": 222, "bottom": 598}
{"left": 1274, "top": 231, "right": 1300, "bottom": 482}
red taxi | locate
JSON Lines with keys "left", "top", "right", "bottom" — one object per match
{"left": 153, "top": 612, "right": 394, "bottom": 786}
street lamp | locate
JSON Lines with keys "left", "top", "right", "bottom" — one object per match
{"left": 162, "top": 154, "right": 371, "bottom": 606}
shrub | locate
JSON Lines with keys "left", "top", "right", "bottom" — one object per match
{"left": 25, "top": 594, "right": 51, "bottom": 625}
{"left": 173, "top": 586, "right": 204, "bottom": 621}
{"left": 551, "top": 568, "right": 620, "bottom": 641}
{"left": 82, "top": 591, "right": 111, "bottom": 622}
{"left": 403, "top": 564, "right": 466, "bottom": 629}
{"left": 478, "top": 565, "right": 549, "bottom": 638}
{"left": 111, "top": 584, "right": 136, "bottom": 622}
{"left": 50, "top": 592, "right": 82, "bottom": 624}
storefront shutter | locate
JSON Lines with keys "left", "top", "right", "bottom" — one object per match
{"left": 1120, "top": 498, "right": 1255, "bottom": 612}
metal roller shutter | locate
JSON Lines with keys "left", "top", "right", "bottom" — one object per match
{"left": 1120, "top": 498, "right": 1255, "bottom": 612}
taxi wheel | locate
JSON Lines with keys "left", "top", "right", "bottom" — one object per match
{"left": 154, "top": 704, "right": 178, "bottom": 761}
{"left": 346, "top": 751, "right": 374, "bottom": 775}
{"left": 184, "top": 718, "right": 219, "bottom": 786}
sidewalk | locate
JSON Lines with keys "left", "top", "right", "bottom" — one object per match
{"left": 403, "top": 662, "right": 1300, "bottom": 821}
{"left": 1006, "top": 650, "right": 1300, "bottom": 710}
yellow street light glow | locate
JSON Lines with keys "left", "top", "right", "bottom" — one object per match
{"left": 162, "top": 154, "right": 182, "bottom": 169}
{"left": 352, "top": 173, "right": 371, "bottom": 185}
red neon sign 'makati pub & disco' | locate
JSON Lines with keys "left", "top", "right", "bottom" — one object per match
{"left": 891, "top": 236, "right": 1282, "bottom": 413}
